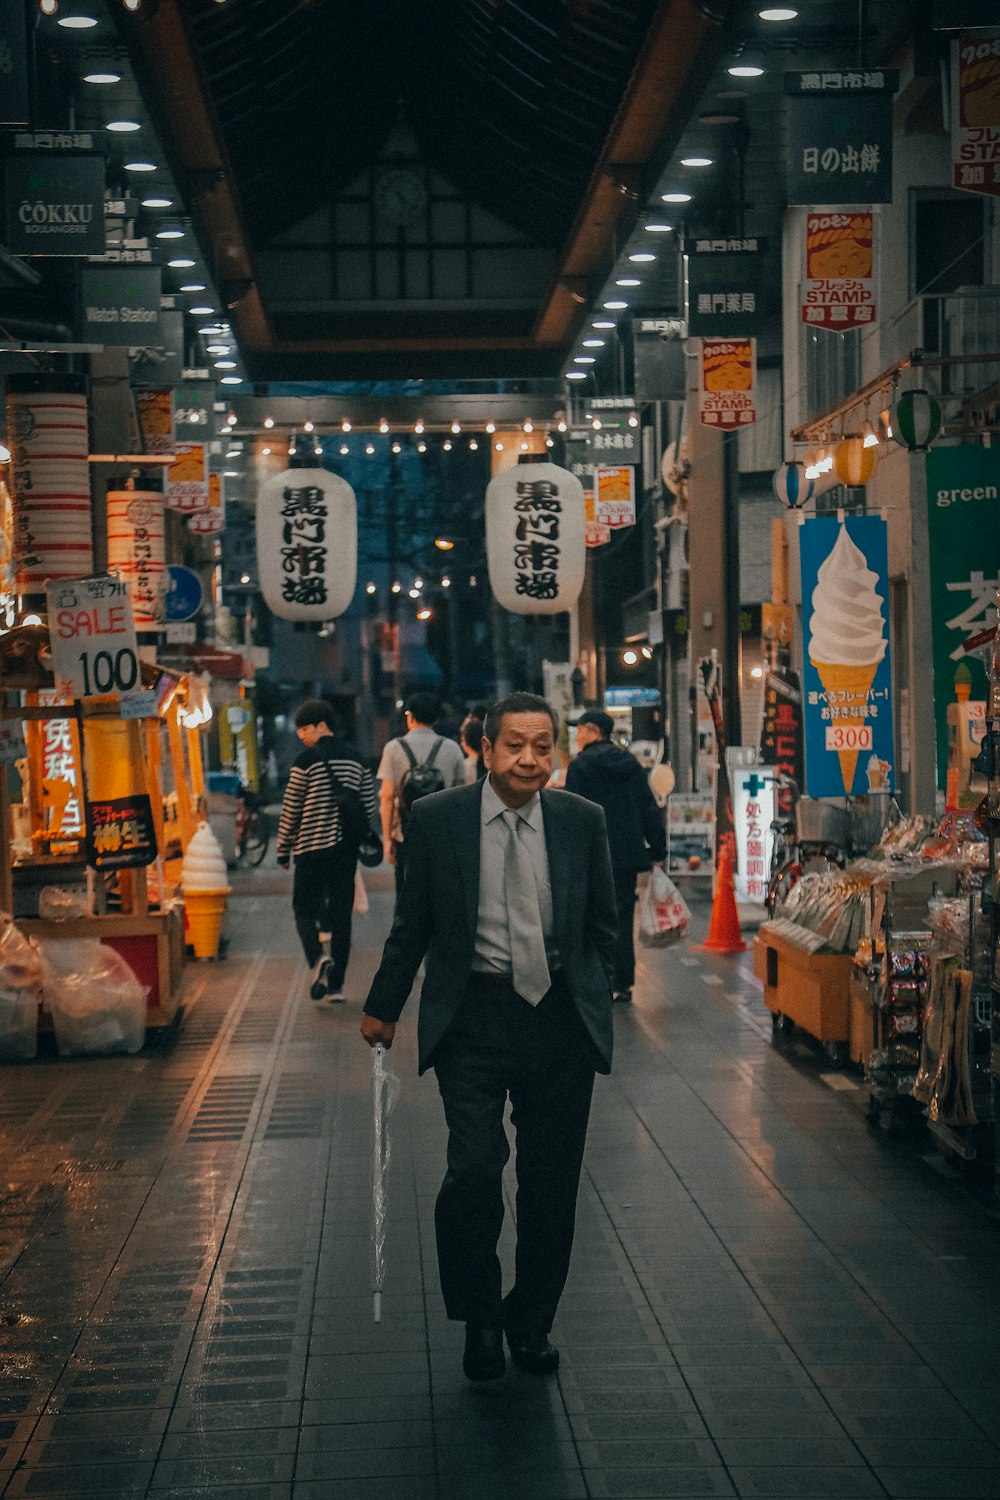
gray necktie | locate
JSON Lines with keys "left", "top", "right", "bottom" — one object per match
{"left": 503, "top": 808, "right": 551, "bottom": 1006}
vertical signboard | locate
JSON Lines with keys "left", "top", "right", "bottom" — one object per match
{"left": 732, "top": 768, "right": 777, "bottom": 906}
{"left": 136, "top": 388, "right": 175, "bottom": 456}
{"left": 801, "top": 212, "right": 877, "bottom": 331}
{"left": 164, "top": 442, "right": 209, "bottom": 512}
{"left": 5, "top": 149, "right": 106, "bottom": 256}
{"left": 800, "top": 516, "right": 895, "bottom": 798}
{"left": 925, "top": 445, "right": 1000, "bottom": 786}
{"left": 785, "top": 71, "right": 896, "bottom": 206}
{"left": 951, "top": 31, "right": 1000, "bottom": 197}
{"left": 699, "top": 339, "right": 757, "bottom": 429}
{"left": 686, "top": 238, "right": 770, "bottom": 338}
{"left": 78, "top": 264, "right": 161, "bottom": 344}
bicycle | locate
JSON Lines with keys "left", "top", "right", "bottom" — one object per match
{"left": 234, "top": 786, "right": 270, "bottom": 867}
{"left": 765, "top": 776, "right": 845, "bottom": 918}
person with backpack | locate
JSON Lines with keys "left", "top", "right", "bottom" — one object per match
{"left": 377, "top": 692, "right": 467, "bottom": 901}
{"left": 277, "top": 699, "right": 378, "bottom": 1002}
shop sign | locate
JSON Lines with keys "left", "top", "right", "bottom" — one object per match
{"left": 801, "top": 211, "right": 877, "bottom": 331}
{"left": 686, "top": 238, "right": 770, "bottom": 338}
{"left": 759, "top": 667, "right": 804, "bottom": 816}
{"left": 45, "top": 575, "right": 141, "bottom": 702}
{"left": 0, "top": 0, "right": 29, "bottom": 126}
{"left": 594, "top": 466, "right": 636, "bottom": 530}
{"left": 732, "top": 768, "right": 777, "bottom": 906}
{"left": 699, "top": 338, "right": 757, "bottom": 429}
{"left": 785, "top": 71, "right": 896, "bottom": 206}
{"left": 187, "top": 475, "right": 224, "bottom": 534}
{"left": 165, "top": 564, "right": 204, "bottom": 621}
{"left": 136, "top": 387, "right": 175, "bottom": 455}
{"left": 486, "top": 463, "right": 585, "bottom": 615}
{"left": 585, "top": 488, "right": 609, "bottom": 549}
{"left": 258, "top": 465, "right": 357, "bottom": 620}
{"left": 164, "top": 442, "right": 209, "bottom": 511}
{"left": 925, "top": 444, "right": 1000, "bottom": 787}
{"left": 37, "top": 692, "right": 83, "bottom": 836}
{"left": 219, "top": 699, "right": 260, "bottom": 792}
{"left": 78, "top": 264, "right": 161, "bottom": 345}
{"left": 106, "top": 489, "right": 166, "bottom": 629}
{"left": 799, "top": 516, "right": 895, "bottom": 798}
{"left": 589, "top": 426, "right": 637, "bottom": 460}
{"left": 5, "top": 151, "right": 106, "bottom": 256}
{"left": 951, "top": 31, "right": 1000, "bottom": 197}
{"left": 633, "top": 318, "right": 687, "bottom": 402}
{"left": 85, "top": 793, "right": 157, "bottom": 870}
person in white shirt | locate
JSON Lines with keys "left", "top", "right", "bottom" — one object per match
{"left": 376, "top": 691, "right": 467, "bottom": 900}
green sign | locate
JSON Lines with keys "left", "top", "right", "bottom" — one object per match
{"left": 78, "top": 264, "right": 162, "bottom": 346}
{"left": 926, "top": 445, "right": 1000, "bottom": 788}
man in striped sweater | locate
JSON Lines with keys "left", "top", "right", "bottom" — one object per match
{"left": 277, "top": 699, "right": 378, "bottom": 1002}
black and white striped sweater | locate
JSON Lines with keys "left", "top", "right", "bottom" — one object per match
{"left": 277, "top": 738, "right": 378, "bottom": 860}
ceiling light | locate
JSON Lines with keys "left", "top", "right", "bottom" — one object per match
{"left": 443, "top": 440, "right": 453, "bottom": 451}
{"left": 495, "top": 440, "right": 505, "bottom": 450}
{"left": 156, "top": 227, "right": 185, "bottom": 239}
{"left": 623, "top": 650, "right": 638, "bottom": 666}
{"left": 226, "top": 413, "right": 237, "bottom": 425}
{"left": 759, "top": 6, "right": 797, "bottom": 18}
{"left": 435, "top": 538, "right": 455, "bottom": 550}
{"left": 661, "top": 192, "right": 692, "bottom": 203}
{"left": 214, "top": 360, "right": 236, "bottom": 369}
{"left": 451, "top": 420, "right": 461, "bottom": 434}
{"left": 645, "top": 222, "right": 674, "bottom": 233}
{"left": 313, "top": 445, "right": 322, "bottom": 457}
{"left": 124, "top": 160, "right": 158, "bottom": 172}
{"left": 603, "top": 300, "right": 628, "bottom": 310}
{"left": 84, "top": 70, "right": 122, "bottom": 83}
{"left": 523, "top": 420, "right": 533, "bottom": 432}
{"left": 592, "top": 319, "right": 615, "bottom": 329}
{"left": 123, "top": 0, "right": 142, "bottom": 11}
{"left": 366, "top": 582, "right": 377, "bottom": 595}
{"left": 629, "top": 252, "right": 656, "bottom": 262}
{"left": 616, "top": 278, "right": 641, "bottom": 287}
{"left": 0, "top": 443, "right": 10, "bottom": 463}
{"left": 168, "top": 257, "right": 195, "bottom": 268}
{"left": 179, "top": 282, "right": 205, "bottom": 292}
{"left": 391, "top": 442, "right": 401, "bottom": 453}
{"left": 408, "top": 588, "right": 420, "bottom": 599}
{"left": 378, "top": 418, "right": 389, "bottom": 432}
{"left": 142, "top": 196, "right": 173, "bottom": 208}
{"left": 545, "top": 437, "right": 554, "bottom": 448}
{"left": 520, "top": 441, "right": 529, "bottom": 451}
{"left": 641, "top": 647, "right": 654, "bottom": 660}
{"left": 190, "top": 303, "right": 214, "bottom": 314}
{"left": 391, "top": 582, "right": 401, "bottom": 594}
{"left": 263, "top": 417, "right": 274, "bottom": 428}
{"left": 261, "top": 446, "right": 271, "bottom": 456}
{"left": 220, "top": 376, "right": 243, "bottom": 384}
{"left": 225, "top": 447, "right": 240, "bottom": 458}
{"left": 207, "top": 344, "right": 231, "bottom": 356}
{"left": 728, "top": 57, "right": 765, "bottom": 77}
{"left": 414, "top": 420, "right": 425, "bottom": 433}
{"left": 365, "top": 443, "right": 375, "bottom": 455}
{"left": 417, "top": 608, "right": 432, "bottom": 621}
{"left": 582, "top": 339, "right": 605, "bottom": 348}
{"left": 240, "top": 573, "right": 250, "bottom": 585}
{"left": 680, "top": 156, "right": 713, "bottom": 167}
{"left": 591, "top": 418, "right": 603, "bottom": 430}
{"left": 303, "top": 420, "right": 314, "bottom": 432}
{"left": 628, "top": 412, "right": 639, "bottom": 427}
{"left": 39, "top": 0, "right": 58, "bottom": 14}
{"left": 414, "top": 578, "right": 423, "bottom": 589}
{"left": 340, "top": 419, "right": 351, "bottom": 432}
{"left": 339, "top": 444, "right": 349, "bottom": 455}
{"left": 468, "top": 439, "right": 478, "bottom": 451}
{"left": 557, "top": 420, "right": 567, "bottom": 432}
{"left": 566, "top": 371, "right": 588, "bottom": 381}
{"left": 223, "top": 470, "right": 239, "bottom": 478}
{"left": 750, "top": 665, "right": 765, "bottom": 678}
{"left": 574, "top": 356, "right": 596, "bottom": 364}
{"left": 106, "top": 119, "right": 140, "bottom": 133}
{"left": 417, "top": 441, "right": 427, "bottom": 453}
{"left": 58, "top": 11, "right": 98, "bottom": 28}
{"left": 485, "top": 421, "right": 496, "bottom": 433}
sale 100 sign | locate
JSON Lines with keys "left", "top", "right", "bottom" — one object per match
{"left": 46, "top": 576, "right": 141, "bottom": 700}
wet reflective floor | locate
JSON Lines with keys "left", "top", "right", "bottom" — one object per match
{"left": 1, "top": 870, "right": 999, "bottom": 1499}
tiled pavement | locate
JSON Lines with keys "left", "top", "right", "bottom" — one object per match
{"left": 1, "top": 868, "right": 999, "bottom": 1500}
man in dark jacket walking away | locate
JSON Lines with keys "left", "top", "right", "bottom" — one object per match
{"left": 564, "top": 710, "right": 667, "bottom": 1003}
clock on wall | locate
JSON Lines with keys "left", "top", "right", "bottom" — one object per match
{"left": 373, "top": 168, "right": 427, "bottom": 225}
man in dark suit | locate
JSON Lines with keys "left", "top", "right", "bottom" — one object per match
{"left": 361, "top": 692, "right": 618, "bottom": 1383}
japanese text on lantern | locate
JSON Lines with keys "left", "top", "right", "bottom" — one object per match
{"left": 279, "top": 484, "right": 329, "bottom": 608}
{"left": 513, "top": 479, "right": 562, "bottom": 602}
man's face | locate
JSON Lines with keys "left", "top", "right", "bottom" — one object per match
{"left": 575, "top": 722, "right": 601, "bottom": 750}
{"left": 483, "top": 711, "right": 554, "bottom": 807}
{"left": 296, "top": 723, "right": 324, "bottom": 747}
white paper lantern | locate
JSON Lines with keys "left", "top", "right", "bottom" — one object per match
{"left": 256, "top": 465, "right": 356, "bottom": 620}
{"left": 107, "top": 489, "right": 166, "bottom": 627}
{"left": 772, "top": 461, "right": 814, "bottom": 510}
{"left": 485, "top": 462, "right": 585, "bottom": 615}
{"left": 5, "top": 375, "right": 93, "bottom": 589}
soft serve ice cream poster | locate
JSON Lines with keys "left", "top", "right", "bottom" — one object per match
{"left": 799, "top": 516, "right": 894, "bottom": 798}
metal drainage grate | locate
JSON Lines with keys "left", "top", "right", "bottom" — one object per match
{"left": 52, "top": 1159, "right": 125, "bottom": 1176}
{"left": 186, "top": 1076, "right": 261, "bottom": 1143}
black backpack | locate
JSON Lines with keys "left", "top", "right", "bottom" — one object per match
{"left": 398, "top": 737, "right": 446, "bottom": 829}
{"left": 321, "top": 758, "right": 382, "bottom": 866}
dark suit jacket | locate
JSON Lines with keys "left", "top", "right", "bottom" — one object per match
{"left": 364, "top": 781, "right": 619, "bottom": 1075}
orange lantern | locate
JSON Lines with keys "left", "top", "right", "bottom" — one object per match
{"left": 833, "top": 436, "right": 877, "bottom": 487}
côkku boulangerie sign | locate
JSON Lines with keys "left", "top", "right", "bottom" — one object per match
{"left": 801, "top": 212, "right": 877, "bottom": 331}
{"left": 257, "top": 466, "right": 357, "bottom": 621}
{"left": 699, "top": 339, "right": 756, "bottom": 430}
{"left": 485, "top": 463, "right": 585, "bottom": 614}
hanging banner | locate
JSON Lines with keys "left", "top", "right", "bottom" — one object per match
{"left": 760, "top": 667, "right": 805, "bottom": 818}
{"left": 800, "top": 516, "right": 895, "bottom": 798}
{"left": 78, "top": 264, "right": 161, "bottom": 345}
{"left": 106, "top": 489, "right": 166, "bottom": 629}
{"left": 686, "top": 238, "right": 771, "bottom": 338}
{"left": 81, "top": 718, "right": 157, "bottom": 870}
{"left": 785, "top": 71, "right": 896, "bottom": 206}
{"left": 218, "top": 700, "right": 261, "bottom": 793}
{"left": 801, "top": 212, "right": 877, "bottom": 331}
{"left": 37, "top": 691, "right": 84, "bottom": 837}
{"left": 257, "top": 465, "right": 357, "bottom": 620}
{"left": 187, "top": 472, "right": 224, "bottom": 534}
{"left": 633, "top": 318, "right": 688, "bottom": 403}
{"left": 485, "top": 462, "right": 585, "bottom": 614}
{"left": 951, "top": 31, "right": 1000, "bottom": 198}
{"left": 699, "top": 338, "right": 756, "bottom": 430}
{"left": 136, "top": 387, "right": 175, "bottom": 456}
{"left": 5, "top": 150, "right": 106, "bottom": 256}
{"left": 595, "top": 466, "right": 637, "bottom": 531}
{"left": 164, "top": 442, "right": 209, "bottom": 512}
{"left": 585, "top": 488, "right": 609, "bottom": 549}
{"left": 925, "top": 445, "right": 1000, "bottom": 787}
{"left": 732, "top": 768, "right": 777, "bottom": 906}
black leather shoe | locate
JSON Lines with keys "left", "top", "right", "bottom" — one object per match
{"left": 505, "top": 1329, "right": 560, "bottom": 1375}
{"left": 463, "top": 1323, "right": 505, "bottom": 1382}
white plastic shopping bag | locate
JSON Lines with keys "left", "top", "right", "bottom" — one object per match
{"left": 353, "top": 868, "right": 369, "bottom": 915}
{"left": 639, "top": 865, "right": 691, "bottom": 947}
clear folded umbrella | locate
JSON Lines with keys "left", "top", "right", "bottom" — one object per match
{"left": 370, "top": 1041, "right": 400, "bottom": 1323}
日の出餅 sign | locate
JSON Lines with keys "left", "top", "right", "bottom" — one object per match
{"left": 951, "top": 31, "right": 1000, "bottom": 197}
{"left": 486, "top": 463, "right": 585, "bottom": 614}
{"left": 785, "top": 70, "right": 897, "bottom": 206}
{"left": 801, "top": 212, "right": 877, "bottom": 331}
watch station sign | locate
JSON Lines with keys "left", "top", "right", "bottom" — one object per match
{"left": 4, "top": 149, "right": 106, "bottom": 256}
{"left": 78, "top": 264, "right": 162, "bottom": 346}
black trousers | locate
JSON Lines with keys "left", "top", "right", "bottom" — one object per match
{"left": 292, "top": 844, "right": 356, "bottom": 981}
{"left": 432, "top": 972, "right": 598, "bottom": 1334}
{"left": 612, "top": 867, "right": 639, "bottom": 991}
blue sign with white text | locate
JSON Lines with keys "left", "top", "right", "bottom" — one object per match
{"left": 799, "top": 515, "right": 894, "bottom": 799}
{"left": 165, "top": 564, "right": 203, "bottom": 622}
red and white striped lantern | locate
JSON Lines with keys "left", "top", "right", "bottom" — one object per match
{"left": 106, "top": 489, "right": 166, "bottom": 628}
{"left": 5, "top": 375, "right": 93, "bottom": 591}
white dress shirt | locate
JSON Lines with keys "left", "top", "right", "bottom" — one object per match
{"left": 472, "top": 776, "right": 558, "bottom": 975}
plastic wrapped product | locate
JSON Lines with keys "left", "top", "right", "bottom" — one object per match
{"left": 0, "top": 917, "right": 43, "bottom": 1061}
{"left": 44, "top": 940, "right": 147, "bottom": 1056}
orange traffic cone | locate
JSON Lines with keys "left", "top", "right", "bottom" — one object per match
{"left": 699, "top": 846, "right": 747, "bottom": 953}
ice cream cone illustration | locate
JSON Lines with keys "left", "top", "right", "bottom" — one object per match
{"left": 808, "top": 524, "right": 887, "bottom": 795}
{"left": 181, "top": 823, "right": 231, "bottom": 960}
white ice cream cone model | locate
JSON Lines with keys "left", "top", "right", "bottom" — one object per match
{"left": 808, "top": 524, "right": 887, "bottom": 796}
{"left": 181, "top": 822, "right": 231, "bottom": 959}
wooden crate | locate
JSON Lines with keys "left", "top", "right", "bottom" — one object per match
{"left": 753, "top": 928, "right": 853, "bottom": 1045}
